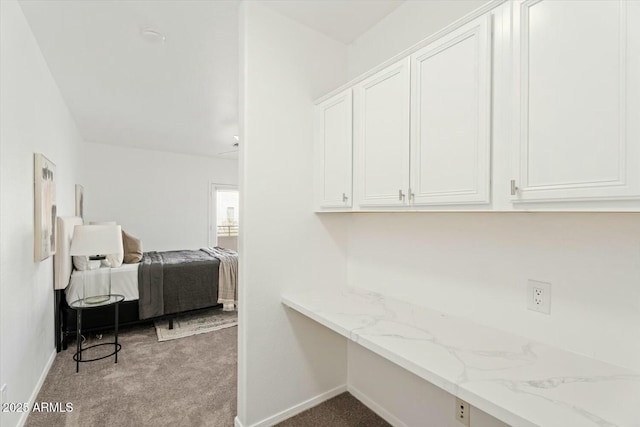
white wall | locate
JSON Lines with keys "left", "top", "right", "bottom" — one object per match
{"left": 347, "top": 0, "right": 489, "bottom": 79}
{"left": 80, "top": 142, "right": 237, "bottom": 252}
{"left": 237, "top": 2, "right": 350, "bottom": 426}
{"left": 348, "top": 213, "right": 640, "bottom": 370}
{"left": 0, "top": 1, "right": 82, "bottom": 426}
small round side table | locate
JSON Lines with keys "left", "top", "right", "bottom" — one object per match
{"left": 69, "top": 294, "right": 125, "bottom": 373}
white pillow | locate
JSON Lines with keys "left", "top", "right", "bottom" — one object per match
{"left": 73, "top": 255, "right": 115, "bottom": 270}
{"left": 73, "top": 255, "right": 89, "bottom": 271}
{"left": 103, "top": 252, "right": 124, "bottom": 268}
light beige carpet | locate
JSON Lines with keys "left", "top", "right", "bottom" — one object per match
{"left": 155, "top": 309, "right": 238, "bottom": 342}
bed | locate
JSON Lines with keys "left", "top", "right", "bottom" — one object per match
{"left": 54, "top": 216, "right": 237, "bottom": 351}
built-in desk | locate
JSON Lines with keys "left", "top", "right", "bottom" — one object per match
{"left": 282, "top": 287, "right": 640, "bottom": 427}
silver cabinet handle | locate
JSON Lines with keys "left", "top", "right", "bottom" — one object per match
{"left": 342, "top": 193, "right": 348, "bottom": 202}
{"left": 398, "top": 189, "right": 405, "bottom": 202}
{"left": 409, "top": 188, "right": 415, "bottom": 203}
{"left": 510, "top": 179, "right": 519, "bottom": 196}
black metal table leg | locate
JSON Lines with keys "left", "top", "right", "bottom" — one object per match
{"left": 115, "top": 302, "right": 119, "bottom": 364}
{"left": 76, "top": 308, "right": 82, "bottom": 373}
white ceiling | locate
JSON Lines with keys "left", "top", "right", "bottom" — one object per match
{"left": 264, "top": 0, "right": 404, "bottom": 44}
{"left": 19, "top": 0, "right": 403, "bottom": 159}
{"left": 20, "top": 0, "right": 240, "bottom": 158}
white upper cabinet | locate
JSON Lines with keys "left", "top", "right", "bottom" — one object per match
{"left": 314, "top": 89, "right": 353, "bottom": 209}
{"left": 354, "top": 58, "right": 411, "bottom": 207}
{"left": 314, "top": 0, "right": 640, "bottom": 212}
{"left": 511, "top": 0, "right": 640, "bottom": 203}
{"left": 410, "top": 15, "right": 492, "bottom": 205}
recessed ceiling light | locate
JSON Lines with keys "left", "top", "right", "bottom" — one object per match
{"left": 141, "top": 28, "right": 166, "bottom": 44}
{"left": 233, "top": 135, "right": 239, "bottom": 141}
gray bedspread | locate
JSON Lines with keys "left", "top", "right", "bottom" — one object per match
{"left": 138, "top": 250, "right": 220, "bottom": 320}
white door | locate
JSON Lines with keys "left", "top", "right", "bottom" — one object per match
{"left": 410, "top": 15, "right": 492, "bottom": 206}
{"left": 511, "top": 0, "right": 640, "bottom": 202}
{"left": 354, "top": 58, "right": 411, "bottom": 207}
{"left": 314, "top": 89, "right": 353, "bottom": 209}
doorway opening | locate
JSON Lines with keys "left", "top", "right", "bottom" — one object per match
{"left": 209, "top": 184, "right": 239, "bottom": 250}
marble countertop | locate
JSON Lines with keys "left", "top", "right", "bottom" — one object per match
{"left": 282, "top": 287, "right": 640, "bottom": 427}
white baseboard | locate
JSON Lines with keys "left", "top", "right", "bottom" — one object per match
{"left": 348, "top": 384, "right": 408, "bottom": 427}
{"left": 235, "top": 384, "right": 347, "bottom": 427}
{"left": 17, "top": 348, "right": 56, "bottom": 427}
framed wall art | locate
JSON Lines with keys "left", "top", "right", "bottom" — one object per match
{"left": 34, "top": 153, "right": 56, "bottom": 261}
{"left": 75, "top": 184, "right": 84, "bottom": 220}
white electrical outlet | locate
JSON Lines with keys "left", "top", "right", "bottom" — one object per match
{"left": 527, "top": 280, "right": 551, "bottom": 314}
{"left": 1, "top": 383, "right": 7, "bottom": 406}
{"left": 455, "top": 397, "right": 470, "bottom": 426}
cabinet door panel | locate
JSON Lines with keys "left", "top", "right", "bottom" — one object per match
{"left": 314, "top": 89, "right": 352, "bottom": 209}
{"left": 512, "top": 0, "right": 640, "bottom": 202}
{"left": 355, "top": 59, "right": 411, "bottom": 207}
{"left": 411, "top": 15, "right": 492, "bottom": 205}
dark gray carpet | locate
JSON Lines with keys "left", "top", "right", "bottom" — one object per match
{"left": 276, "top": 393, "right": 390, "bottom": 427}
{"left": 26, "top": 318, "right": 388, "bottom": 427}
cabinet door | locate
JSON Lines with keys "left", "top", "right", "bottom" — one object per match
{"left": 511, "top": 0, "right": 640, "bottom": 202}
{"left": 354, "top": 58, "right": 411, "bottom": 207}
{"left": 314, "top": 89, "right": 353, "bottom": 209}
{"left": 410, "top": 15, "right": 492, "bottom": 206}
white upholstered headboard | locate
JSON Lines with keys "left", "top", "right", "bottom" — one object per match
{"left": 54, "top": 216, "right": 83, "bottom": 290}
